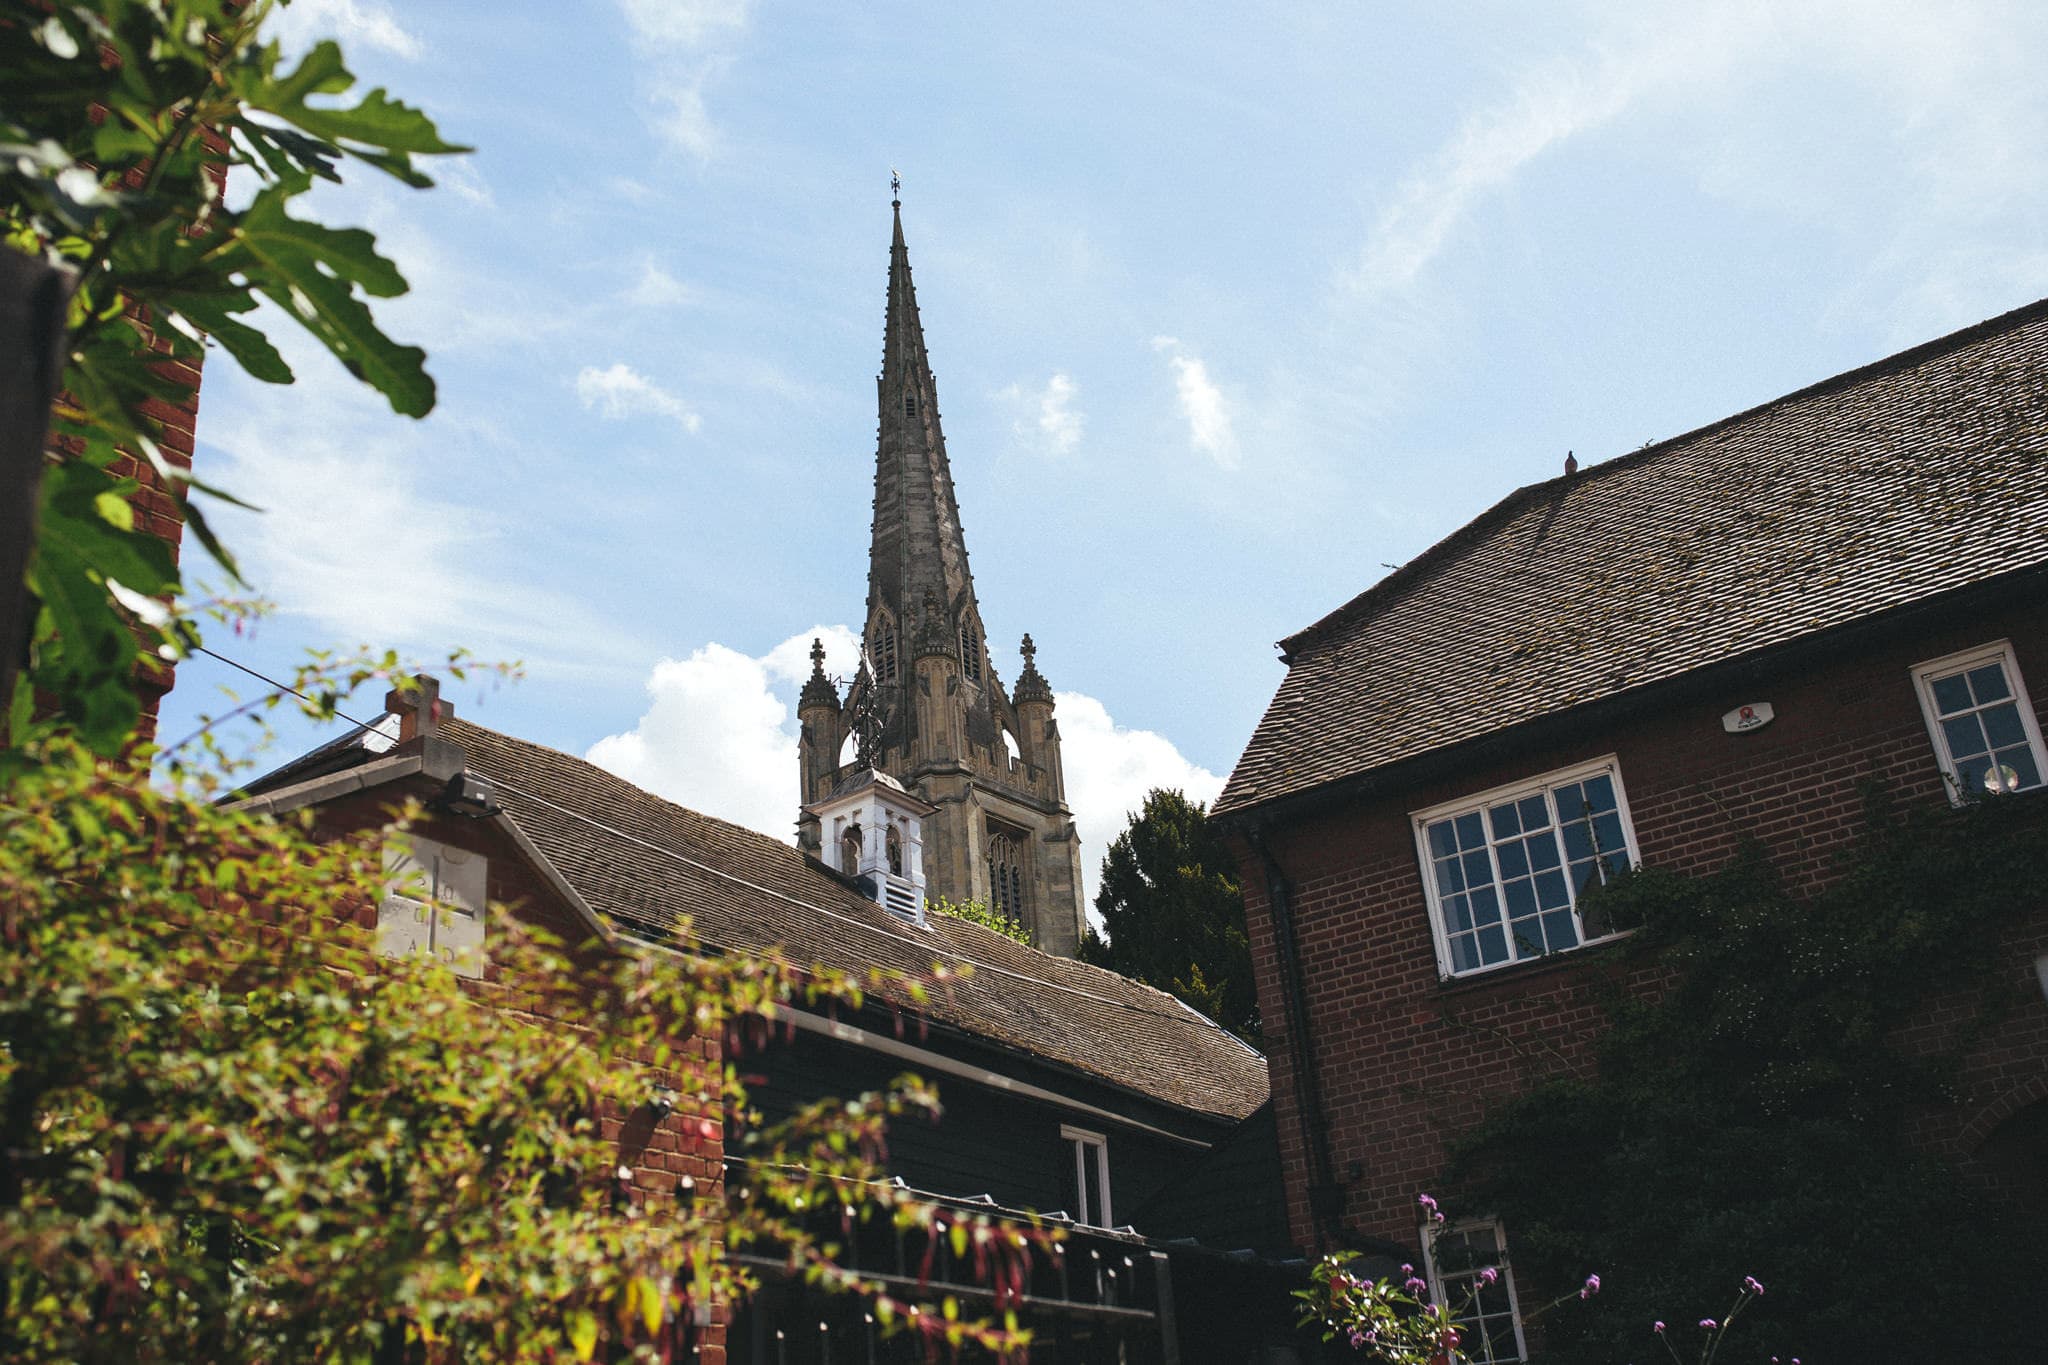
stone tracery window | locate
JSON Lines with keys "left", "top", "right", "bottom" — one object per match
{"left": 987, "top": 821, "right": 1025, "bottom": 923}
{"left": 875, "top": 620, "right": 898, "bottom": 682}
{"left": 960, "top": 622, "right": 981, "bottom": 682}
{"left": 840, "top": 823, "right": 862, "bottom": 875}
{"left": 904, "top": 394, "right": 917, "bottom": 418}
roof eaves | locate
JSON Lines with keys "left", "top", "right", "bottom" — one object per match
{"left": 1218, "top": 559, "right": 2048, "bottom": 830}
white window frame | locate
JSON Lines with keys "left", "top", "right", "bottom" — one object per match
{"left": 1059, "top": 1124, "right": 1112, "bottom": 1228}
{"left": 1422, "top": 1217, "right": 1527, "bottom": 1364}
{"left": 1411, "top": 755, "right": 1639, "bottom": 981}
{"left": 1910, "top": 639, "right": 2048, "bottom": 806}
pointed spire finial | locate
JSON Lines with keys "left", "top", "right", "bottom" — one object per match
{"left": 890, "top": 167, "right": 901, "bottom": 209}
{"left": 1020, "top": 633, "right": 1036, "bottom": 667}
{"left": 810, "top": 636, "right": 827, "bottom": 675}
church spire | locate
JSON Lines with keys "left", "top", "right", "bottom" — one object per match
{"left": 867, "top": 201, "right": 982, "bottom": 677}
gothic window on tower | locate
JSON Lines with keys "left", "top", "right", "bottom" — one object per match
{"left": 840, "top": 823, "right": 862, "bottom": 876}
{"left": 875, "top": 621, "right": 898, "bottom": 682}
{"left": 961, "top": 623, "right": 982, "bottom": 682}
{"left": 987, "top": 821, "right": 1026, "bottom": 923}
{"left": 904, "top": 394, "right": 917, "bottom": 418}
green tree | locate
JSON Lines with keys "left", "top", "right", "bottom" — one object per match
{"left": 1442, "top": 789, "right": 2048, "bottom": 1364}
{"left": 1080, "top": 789, "right": 1259, "bottom": 1041}
{"left": 3, "top": 0, "right": 461, "bottom": 751}
{"left": 0, "top": 736, "right": 1043, "bottom": 1363}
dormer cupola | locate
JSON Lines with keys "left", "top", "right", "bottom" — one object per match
{"left": 804, "top": 769, "right": 937, "bottom": 925}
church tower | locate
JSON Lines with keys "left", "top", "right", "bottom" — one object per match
{"left": 797, "top": 197, "right": 1087, "bottom": 957}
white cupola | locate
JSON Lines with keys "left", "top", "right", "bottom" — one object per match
{"left": 803, "top": 767, "right": 937, "bottom": 924}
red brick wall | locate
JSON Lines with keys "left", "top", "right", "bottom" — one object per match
{"left": 1233, "top": 600, "right": 2048, "bottom": 1257}
{"left": 310, "top": 785, "right": 730, "bottom": 1360}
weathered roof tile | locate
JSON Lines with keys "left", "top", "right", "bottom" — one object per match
{"left": 1216, "top": 299, "right": 2048, "bottom": 817}
{"left": 447, "top": 719, "right": 1267, "bottom": 1122}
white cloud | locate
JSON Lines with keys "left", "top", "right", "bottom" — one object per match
{"left": 198, "top": 348, "right": 623, "bottom": 667}
{"left": 586, "top": 629, "right": 1222, "bottom": 918}
{"left": 586, "top": 626, "right": 860, "bottom": 840}
{"left": 624, "top": 258, "right": 697, "bottom": 309}
{"left": 1000, "top": 372, "right": 1085, "bottom": 456}
{"left": 269, "top": 0, "right": 422, "bottom": 60}
{"left": 1053, "top": 691, "right": 1226, "bottom": 913}
{"left": 617, "top": 0, "right": 750, "bottom": 47}
{"left": 1346, "top": 0, "right": 2048, "bottom": 312}
{"left": 436, "top": 157, "right": 493, "bottom": 208}
{"left": 575, "top": 362, "right": 702, "bottom": 431}
{"left": 615, "top": 0, "right": 750, "bottom": 158}
{"left": 1151, "top": 337, "right": 1238, "bottom": 468}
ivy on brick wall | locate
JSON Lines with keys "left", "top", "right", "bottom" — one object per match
{"left": 1444, "top": 786, "right": 2048, "bottom": 1364}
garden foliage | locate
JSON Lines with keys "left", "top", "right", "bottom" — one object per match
{"left": 1445, "top": 787, "right": 2048, "bottom": 1364}
{"left": 0, "top": 737, "right": 1046, "bottom": 1362}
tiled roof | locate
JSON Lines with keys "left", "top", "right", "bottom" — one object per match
{"left": 1216, "top": 299, "right": 2048, "bottom": 818}
{"left": 443, "top": 719, "right": 1267, "bottom": 1123}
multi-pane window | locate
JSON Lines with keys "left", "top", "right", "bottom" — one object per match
{"left": 1424, "top": 1220, "right": 1525, "bottom": 1364}
{"left": 1912, "top": 641, "right": 2046, "bottom": 803}
{"left": 1060, "top": 1125, "right": 1112, "bottom": 1228}
{"left": 1413, "top": 759, "right": 1637, "bottom": 978}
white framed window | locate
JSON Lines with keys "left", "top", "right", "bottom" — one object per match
{"left": 1412, "top": 756, "right": 1638, "bottom": 979}
{"left": 1423, "top": 1218, "right": 1526, "bottom": 1364}
{"left": 1060, "top": 1124, "right": 1112, "bottom": 1228}
{"left": 1912, "top": 640, "right": 2046, "bottom": 804}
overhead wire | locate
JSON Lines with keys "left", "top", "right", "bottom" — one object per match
{"left": 186, "top": 644, "right": 1254, "bottom": 1045}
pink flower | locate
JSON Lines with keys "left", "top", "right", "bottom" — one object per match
{"left": 1580, "top": 1273, "right": 1601, "bottom": 1299}
{"left": 1652, "top": 1322, "right": 1666, "bottom": 1335}
{"left": 1744, "top": 1276, "right": 1765, "bottom": 1296}
{"left": 1477, "top": 1267, "right": 1499, "bottom": 1287}
{"left": 1700, "top": 1319, "right": 1718, "bottom": 1331}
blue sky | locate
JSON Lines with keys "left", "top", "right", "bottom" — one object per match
{"left": 162, "top": 0, "right": 2048, "bottom": 906}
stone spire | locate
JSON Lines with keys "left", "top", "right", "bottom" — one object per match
{"left": 796, "top": 200, "right": 1086, "bottom": 957}
{"left": 867, "top": 203, "right": 983, "bottom": 682}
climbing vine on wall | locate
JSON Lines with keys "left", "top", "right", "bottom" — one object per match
{"left": 1444, "top": 786, "right": 2048, "bottom": 1364}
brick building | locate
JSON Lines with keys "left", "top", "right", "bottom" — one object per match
{"left": 239, "top": 676, "right": 1292, "bottom": 1362}
{"left": 1211, "top": 301, "right": 2048, "bottom": 1357}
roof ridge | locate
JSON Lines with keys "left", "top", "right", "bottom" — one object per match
{"left": 1279, "top": 294, "right": 2048, "bottom": 658}
{"left": 446, "top": 717, "right": 1250, "bottom": 1034}
{"left": 445, "top": 715, "right": 801, "bottom": 857}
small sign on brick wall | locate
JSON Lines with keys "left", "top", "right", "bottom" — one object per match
{"left": 1722, "top": 702, "right": 1775, "bottom": 734}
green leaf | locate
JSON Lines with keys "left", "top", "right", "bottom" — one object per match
{"left": 565, "top": 1308, "right": 598, "bottom": 1361}
{"left": 224, "top": 189, "right": 434, "bottom": 415}
{"left": 168, "top": 294, "right": 294, "bottom": 385}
